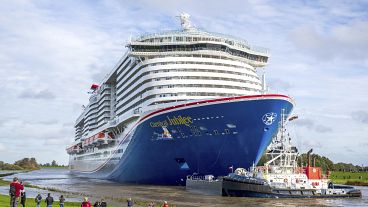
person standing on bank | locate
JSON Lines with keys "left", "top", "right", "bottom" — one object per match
{"left": 9, "top": 177, "right": 24, "bottom": 207}
{"left": 45, "top": 193, "right": 54, "bottom": 207}
{"left": 59, "top": 195, "right": 65, "bottom": 207}
{"left": 100, "top": 199, "right": 107, "bottom": 207}
{"left": 34, "top": 193, "right": 42, "bottom": 207}
{"left": 81, "top": 197, "right": 92, "bottom": 207}
{"left": 162, "top": 201, "right": 169, "bottom": 207}
{"left": 20, "top": 188, "right": 26, "bottom": 207}
{"left": 127, "top": 197, "right": 134, "bottom": 207}
{"left": 93, "top": 200, "right": 101, "bottom": 207}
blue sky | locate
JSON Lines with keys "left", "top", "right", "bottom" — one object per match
{"left": 0, "top": 0, "right": 367, "bottom": 165}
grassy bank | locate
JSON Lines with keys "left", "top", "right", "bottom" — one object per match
{"left": 0, "top": 179, "right": 9, "bottom": 186}
{"left": 0, "top": 194, "right": 83, "bottom": 207}
{"left": 0, "top": 178, "right": 168, "bottom": 207}
{"left": 330, "top": 171, "right": 368, "bottom": 186}
{"left": 0, "top": 194, "right": 166, "bottom": 207}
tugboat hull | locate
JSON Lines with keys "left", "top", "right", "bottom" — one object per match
{"left": 222, "top": 177, "right": 362, "bottom": 198}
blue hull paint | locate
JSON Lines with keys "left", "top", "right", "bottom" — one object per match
{"left": 78, "top": 97, "right": 293, "bottom": 185}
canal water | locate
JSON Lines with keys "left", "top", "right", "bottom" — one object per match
{"left": 2, "top": 169, "right": 368, "bottom": 206}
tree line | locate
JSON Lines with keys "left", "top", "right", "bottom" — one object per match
{"left": 0, "top": 158, "right": 66, "bottom": 170}
{"left": 258, "top": 153, "right": 368, "bottom": 173}
{"left": 0, "top": 158, "right": 40, "bottom": 170}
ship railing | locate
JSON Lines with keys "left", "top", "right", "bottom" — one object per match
{"left": 131, "top": 28, "right": 269, "bottom": 54}
{"left": 187, "top": 175, "right": 205, "bottom": 181}
{"left": 131, "top": 50, "right": 267, "bottom": 67}
{"left": 269, "top": 182, "right": 288, "bottom": 189}
{"left": 186, "top": 175, "right": 217, "bottom": 181}
{"left": 129, "top": 40, "right": 268, "bottom": 55}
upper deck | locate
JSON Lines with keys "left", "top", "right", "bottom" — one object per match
{"left": 128, "top": 27, "right": 269, "bottom": 67}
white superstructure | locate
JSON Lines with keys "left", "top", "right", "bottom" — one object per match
{"left": 67, "top": 13, "right": 270, "bottom": 160}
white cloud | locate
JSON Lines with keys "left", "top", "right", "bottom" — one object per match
{"left": 290, "top": 21, "right": 368, "bottom": 61}
{"left": 0, "top": 0, "right": 367, "bottom": 166}
{"left": 0, "top": 143, "right": 6, "bottom": 151}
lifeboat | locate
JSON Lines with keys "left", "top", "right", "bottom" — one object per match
{"left": 97, "top": 132, "right": 106, "bottom": 142}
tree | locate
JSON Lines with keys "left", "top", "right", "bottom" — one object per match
{"left": 51, "top": 160, "right": 57, "bottom": 167}
{"left": 13, "top": 157, "right": 40, "bottom": 170}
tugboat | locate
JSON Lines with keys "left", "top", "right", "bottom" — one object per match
{"left": 186, "top": 110, "right": 362, "bottom": 198}
{"left": 221, "top": 111, "right": 362, "bottom": 198}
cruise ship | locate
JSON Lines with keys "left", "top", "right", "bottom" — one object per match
{"left": 66, "top": 13, "right": 294, "bottom": 185}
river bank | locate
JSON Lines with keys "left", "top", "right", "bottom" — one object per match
{"left": 1, "top": 169, "right": 367, "bottom": 207}
{"left": 330, "top": 171, "right": 368, "bottom": 186}
{"left": 0, "top": 194, "right": 83, "bottom": 207}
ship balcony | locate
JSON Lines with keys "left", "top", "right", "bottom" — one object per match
{"left": 130, "top": 50, "right": 267, "bottom": 67}
{"left": 98, "top": 97, "right": 111, "bottom": 105}
{"left": 99, "top": 84, "right": 112, "bottom": 93}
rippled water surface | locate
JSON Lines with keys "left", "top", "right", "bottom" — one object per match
{"left": 3, "top": 169, "right": 368, "bottom": 206}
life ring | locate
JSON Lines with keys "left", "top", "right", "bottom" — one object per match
{"left": 284, "top": 178, "right": 288, "bottom": 183}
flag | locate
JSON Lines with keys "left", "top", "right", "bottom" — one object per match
{"left": 288, "top": 115, "right": 298, "bottom": 121}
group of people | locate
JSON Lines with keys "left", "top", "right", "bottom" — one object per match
{"left": 80, "top": 197, "right": 107, "bottom": 207}
{"left": 34, "top": 193, "right": 64, "bottom": 207}
{"left": 10, "top": 176, "right": 170, "bottom": 207}
{"left": 10, "top": 176, "right": 64, "bottom": 207}
{"left": 126, "top": 197, "right": 170, "bottom": 207}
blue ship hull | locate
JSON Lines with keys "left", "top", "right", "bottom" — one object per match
{"left": 73, "top": 95, "right": 294, "bottom": 185}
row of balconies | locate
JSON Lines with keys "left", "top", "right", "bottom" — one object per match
{"left": 131, "top": 50, "right": 267, "bottom": 67}
{"left": 115, "top": 58, "right": 258, "bottom": 92}
{"left": 133, "top": 32, "right": 269, "bottom": 54}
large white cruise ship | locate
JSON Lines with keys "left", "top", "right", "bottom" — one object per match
{"left": 66, "top": 13, "right": 294, "bottom": 185}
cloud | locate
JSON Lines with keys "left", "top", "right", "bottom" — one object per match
{"left": 344, "top": 146, "right": 355, "bottom": 153}
{"left": 44, "top": 137, "right": 70, "bottom": 146}
{"left": 0, "top": 143, "right": 6, "bottom": 151}
{"left": 18, "top": 89, "right": 55, "bottom": 100}
{"left": 302, "top": 139, "right": 322, "bottom": 149}
{"left": 290, "top": 21, "right": 368, "bottom": 62}
{"left": 294, "top": 119, "right": 314, "bottom": 129}
{"left": 351, "top": 111, "right": 368, "bottom": 124}
{"left": 0, "top": 0, "right": 367, "bottom": 166}
{"left": 294, "top": 119, "right": 332, "bottom": 133}
{"left": 314, "top": 125, "right": 332, "bottom": 133}
{"left": 268, "top": 78, "right": 292, "bottom": 91}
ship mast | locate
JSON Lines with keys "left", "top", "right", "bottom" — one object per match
{"left": 264, "top": 109, "right": 298, "bottom": 173}
{"left": 178, "top": 12, "right": 195, "bottom": 31}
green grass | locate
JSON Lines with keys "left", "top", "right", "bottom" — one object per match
{"left": 330, "top": 171, "right": 368, "bottom": 186}
{"left": 0, "top": 179, "right": 169, "bottom": 207}
{"left": 0, "top": 194, "right": 167, "bottom": 207}
{"left": 0, "top": 194, "right": 83, "bottom": 207}
{"left": 0, "top": 179, "right": 10, "bottom": 186}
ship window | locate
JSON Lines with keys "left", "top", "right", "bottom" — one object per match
{"left": 214, "top": 130, "right": 219, "bottom": 135}
{"left": 225, "top": 129, "right": 230, "bottom": 134}
{"left": 226, "top": 124, "right": 237, "bottom": 128}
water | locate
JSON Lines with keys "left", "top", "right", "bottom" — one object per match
{"left": 2, "top": 169, "right": 368, "bottom": 206}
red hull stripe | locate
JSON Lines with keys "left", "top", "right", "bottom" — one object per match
{"left": 139, "top": 94, "right": 292, "bottom": 123}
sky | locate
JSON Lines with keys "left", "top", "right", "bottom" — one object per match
{"left": 0, "top": 0, "right": 367, "bottom": 166}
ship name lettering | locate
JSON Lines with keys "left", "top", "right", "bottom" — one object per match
{"left": 149, "top": 120, "right": 168, "bottom": 127}
{"left": 149, "top": 115, "right": 193, "bottom": 127}
{"left": 167, "top": 115, "right": 193, "bottom": 126}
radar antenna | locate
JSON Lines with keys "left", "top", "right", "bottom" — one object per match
{"left": 178, "top": 12, "right": 193, "bottom": 31}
